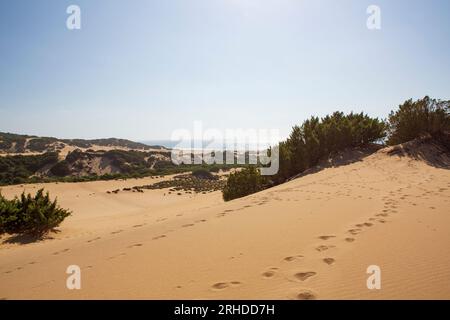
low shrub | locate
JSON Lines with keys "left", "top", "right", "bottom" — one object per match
{"left": 222, "top": 167, "right": 267, "bottom": 201}
{"left": 0, "top": 189, "right": 71, "bottom": 236}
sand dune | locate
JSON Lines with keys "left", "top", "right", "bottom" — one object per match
{"left": 0, "top": 144, "right": 449, "bottom": 299}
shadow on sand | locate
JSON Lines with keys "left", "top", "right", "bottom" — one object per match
{"left": 2, "top": 229, "right": 60, "bottom": 245}
{"left": 386, "top": 134, "right": 450, "bottom": 169}
{"left": 289, "top": 144, "right": 383, "bottom": 181}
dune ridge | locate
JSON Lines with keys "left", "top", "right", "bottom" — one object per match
{"left": 0, "top": 141, "right": 449, "bottom": 299}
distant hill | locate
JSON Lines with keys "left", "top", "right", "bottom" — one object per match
{"left": 0, "top": 132, "right": 168, "bottom": 155}
{"left": 0, "top": 132, "right": 178, "bottom": 185}
{"left": 0, "top": 132, "right": 241, "bottom": 185}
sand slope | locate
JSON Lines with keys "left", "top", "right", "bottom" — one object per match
{"left": 0, "top": 144, "right": 449, "bottom": 299}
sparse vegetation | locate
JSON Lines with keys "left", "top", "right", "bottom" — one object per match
{"left": 128, "top": 173, "right": 225, "bottom": 194}
{"left": 0, "top": 189, "right": 71, "bottom": 237}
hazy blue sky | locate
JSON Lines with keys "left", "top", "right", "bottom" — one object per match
{"left": 0, "top": 0, "right": 449, "bottom": 140}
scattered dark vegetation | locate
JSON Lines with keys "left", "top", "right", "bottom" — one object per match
{"left": 0, "top": 147, "right": 240, "bottom": 186}
{"left": 0, "top": 132, "right": 30, "bottom": 153}
{"left": 27, "top": 137, "right": 59, "bottom": 152}
{"left": 124, "top": 173, "right": 226, "bottom": 194}
{"left": 0, "top": 189, "right": 71, "bottom": 237}
{"left": 0, "top": 132, "right": 163, "bottom": 153}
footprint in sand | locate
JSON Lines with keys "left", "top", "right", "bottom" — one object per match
{"left": 87, "top": 237, "right": 101, "bottom": 243}
{"left": 212, "top": 282, "right": 228, "bottom": 290}
{"left": 111, "top": 230, "right": 123, "bottom": 235}
{"left": 182, "top": 223, "right": 195, "bottom": 228}
{"left": 347, "top": 229, "right": 361, "bottom": 235}
{"left": 296, "top": 290, "right": 317, "bottom": 300}
{"left": 316, "top": 245, "right": 335, "bottom": 252}
{"left": 53, "top": 248, "right": 70, "bottom": 255}
{"left": 262, "top": 271, "right": 276, "bottom": 278}
{"left": 284, "top": 255, "right": 304, "bottom": 262}
{"left": 133, "top": 224, "right": 145, "bottom": 228}
{"left": 262, "top": 268, "right": 279, "bottom": 279}
{"left": 211, "top": 281, "right": 241, "bottom": 290}
{"left": 128, "top": 243, "right": 143, "bottom": 248}
{"left": 318, "top": 235, "right": 336, "bottom": 240}
{"left": 152, "top": 235, "right": 167, "bottom": 240}
{"left": 294, "top": 272, "right": 317, "bottom": 281}
{"left": 107, "top": 253, "right": 126, "bottom": 260}
{"left": 345, "top": 237, "right": 355, "bottom": 243}
{"left": 364, "top": 222, "right": 373, "bottom": 227}
{"left": 323, "top": 258, "right": 335, "bottom": 265}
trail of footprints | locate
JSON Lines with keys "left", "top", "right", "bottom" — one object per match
{"left": 207, "top": 190, "right": 414, "bottom": 300}
{"left": 4, "top": 179, "right": 445, "bottom": 297}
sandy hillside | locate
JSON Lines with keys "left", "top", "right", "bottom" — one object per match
{"left": 0, "top": 142, "right": 449, "bottom": 300}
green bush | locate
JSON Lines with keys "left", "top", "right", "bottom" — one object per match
{"left": 222, "top": 167, "right": 267, "bottom": 201}
{"left": 272, "top": 111, "right": 386, "bottom": 183}
{"left": 0, "top": 189, "right": 71, "bottom": 236}
{"left": 387, "top": 96, "right": 450, "bottom": 145}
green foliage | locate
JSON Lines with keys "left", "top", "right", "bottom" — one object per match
{"left": 387, "top": 96, "right": 450, "bottom": 145}
{"left": 0, "top": 152, "right": 59, "bottom": 185}
{"left": 271, "top": 111, "right": 386, "bottom": 183}
{"left": 0, "top": 189, "right": 71, "bottom": 236}
{"left": 222, "top": 167, "right": 267, "bottom": 201}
